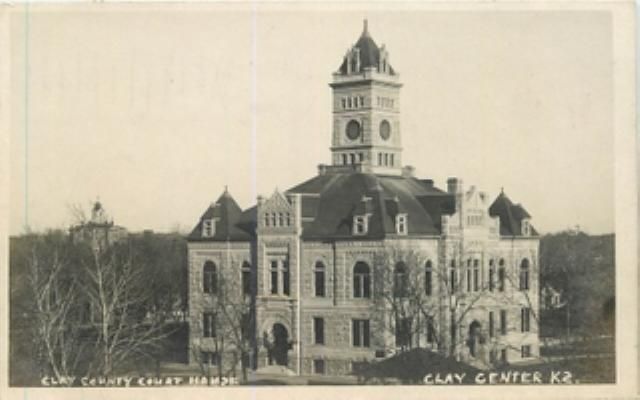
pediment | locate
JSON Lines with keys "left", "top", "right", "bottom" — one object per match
{"left": 262, "top": 189, "right": 293, "bottom": 212}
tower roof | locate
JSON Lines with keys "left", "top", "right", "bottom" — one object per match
{"left": 188, "top": 189, "right": 253, "bottom": 241}
{"left": 489, "top": 191, "right": 536, "bottom": 237}
{"left": 338, "top": 20, "right": 395, "bottom": 75}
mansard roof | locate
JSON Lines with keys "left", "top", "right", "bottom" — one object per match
{"left": 189, "top": 176, "right": 537, "bottom": 243}
{"left": 188, "top": 189, "right": 253, "bottom": 242}
{"left": 288, "top": 172, "right": 453, "bottom": 240}
{"left": 489, "top": 191, "right": 537, "bottom": 237}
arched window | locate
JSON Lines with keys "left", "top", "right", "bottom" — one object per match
{"left": 314, "top": 261, "right": 326, "bottom": 297}
{"left": 353, "top": 262, "right": 371, "bottom": 298}
{"left": 425, "top": 260, "right": 433, "bottom": 296}
{"left": 241, "top": 261, "right": 252, "bottom": 296}
{"left": 394, "top": 262, "right": 408, "bottom": 298}
{"left": 498, "top": 259, "right": 506, "bottom": 292}
{"left": 519, "top": 259, "right": 530, "bottom": 291}
{"left": 203, "top": 261, "right": 217, "bottom": 294}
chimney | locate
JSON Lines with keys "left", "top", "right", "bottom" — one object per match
{"left": 401, "top": 165, "right": 415, "bottom": 178}
{"left": 318, "top": 164, "right": 328, "bottom": 176}
{"left": 422, "top": 179, "right": 434, "bottom": 189}
{"left": 447, "top": 177, "right": 463, "bottom": 194}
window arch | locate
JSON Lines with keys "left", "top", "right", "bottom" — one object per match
{"left": 498, "top": 258, "right": 506, "bottom": 292}
{"left": 314, "top": 261, "right": 326, "bottom": 297}
{"left": 203, "top": 261, "right": 217, "bottom": 294}
{"left": 519, "top": 259, "right": 530, "bottom": 291}
{"left": 241, "top": 261, "right": 251, "bottom": 296}
{"left": 394, "top": 262, "right": 408, "bottom": 298}
{"left": 425, "top": 260, "right": 433, "bottom": 296}
{"left": 353, "top": 262, "right": 371, "bottom": 298}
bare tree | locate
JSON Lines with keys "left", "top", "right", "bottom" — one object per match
{"left": 190, "top": 264, "right": 254, "bottom": 382}
{"left": 26, "top": 232, "right": 87, "bottom": 384}
{"left": 81, "top": 242, "right": 172, "bottom": 376}
{"left": 372, "top": 247, "right": 439, "bottom": 354}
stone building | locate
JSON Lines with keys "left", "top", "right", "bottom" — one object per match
{"left": 187, "top": 21, "right": 540, "bottom": 376}
{"left": 69, "top": 201, "right": 128, "bottom": 250}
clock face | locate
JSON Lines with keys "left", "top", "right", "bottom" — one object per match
{"left": 379, "top": 120, "right": 391, "bottom": 140}
{"left": 346, "top": 120, "right": 361, "bottom": 140}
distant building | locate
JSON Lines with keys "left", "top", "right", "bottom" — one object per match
{"left": 187, "top": 21, "right": 540, "bottom": 376}
{"left": 69, "top": 201, "right": 127, "bottom": 249}
{"left": 541, "top": 284, "right": 565, "bottom": 310}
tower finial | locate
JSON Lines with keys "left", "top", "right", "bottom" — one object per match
{"left": 363, "top": 19, "right": 368, "bottom": 34}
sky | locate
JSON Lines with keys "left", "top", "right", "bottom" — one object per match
{"left": 9, "top": 6, "right": 614, "bottom": 235}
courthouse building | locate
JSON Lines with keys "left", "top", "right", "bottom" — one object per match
{"left": 187, "top": 21, "right": 540, "bottom": 376}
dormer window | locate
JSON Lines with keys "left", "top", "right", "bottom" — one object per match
{"left": 353, "top": 215, "right": 368, "bottom": 235}
{"left": 522, "top": 219, "right": 531, "bottom": 236}
{"left": 396, "top": 214, "right": 408, "bottom": 235}
{"left": 202, "top": 219, "right": 215, "bottom": 237}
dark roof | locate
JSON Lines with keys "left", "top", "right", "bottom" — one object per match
{"left": 189, "top": 175, "right": 536, "bottom": 243}
{"left": 188, "top": 190, "right": 254, "bottom": 242}
{"left": 288, "top": 172, "right": 453, "bottom": 240}
{"left": 489, "top": 191, "right": 537, "bottom": 237}
{"left": 338, "top": 22, "right": 395, "bottom": 75}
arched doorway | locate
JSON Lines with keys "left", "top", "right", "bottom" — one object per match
{"left": 468, "top": 320, "right": 482, "bottom": 358}
{"left": 271, "top": 323, "right": 289, "bottom": 366}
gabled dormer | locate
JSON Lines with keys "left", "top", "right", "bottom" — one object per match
{"left": 257, "top": 189, "right": 298, "bottom": 232}
{"left": 352, "top": 194, "right": 374, "bottom": 235}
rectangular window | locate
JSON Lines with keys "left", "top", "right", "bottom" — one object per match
{"left": 395, "top": 317, "right": 411, "bottom": 347}
{"left": 425, "top": 268, "right": 432, "bottom": 296}
{"left": 489, "top": 311, "right": 495, "bottom": 338}
{"left": 501, "top": 348, "right": 507, "bottom": 363}
{"left": 396, "top": 214, "right": 407, "bottom": 235}
{"left": 521, "top": 345, "right": 531, "bottom": 358}
{"left": 283, "top": 261, "right": 290, "bottom": 296}
{"left": 378, "top": 153, "right": 383, "bottom": 166}
{"left": 352, "top": 319, "right": 370, "bottom": 347}
{"left": 241, "top": 312, "right": 251, "bottom": 341}
{"left": 202, "top": 219, "right": 214, "bottom": 237}
{"left": 489, "top": 267, "right": 495, "bottom": 292}
{"left": 313, "top": 359, "right": 326, "bottom": 375}
{"left": 315, "top": 269, "right": 325, "bottom": 297}
{"left": 353, "top": 216, "right": 367, "bottom": 235}
{"left": 203, "top": 312, "right": 216, "bottom": 338}
{"left": 270, "top": 261, "right": 278, "bottom": 295}
{"left": 242, "top": 268, "right": 251, "bottom": 295}
{"left": 426, "top": 316, "right": 436, "bottom": 344}
{"left": 466, "top": 269, "right": 472, "bottom": 292}
{"left": 449, "top": 269, "right": 456, "bottom": 293}
{"left": 489, "top": 349, "right": 497, "bottom": 364}
{"left": 313, "top": 317, "right": 325, "bottom": 345}
{"left": 473, "top": 260, "right": 479, "bottom": 291}
{"left": 498, "top": 268, "right": 505, "bottom": 292}
{"left": 500, "top": 310, "right": 507, "bottom": 335}
{"left": 341, "top": 98, "right": 346, "bottom": 109}
{"left": 521, "top": 308, "right": 531, "bottom": 332}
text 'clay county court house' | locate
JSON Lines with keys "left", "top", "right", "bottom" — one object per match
{"left": 187, "top": 21, "right": 540, "bottom": 376}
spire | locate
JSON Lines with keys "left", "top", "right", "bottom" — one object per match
{"left": 362, "top": 19, "right": 369, "bottom": 37}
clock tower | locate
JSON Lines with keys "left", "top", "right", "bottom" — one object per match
{"left": 329, "top": 20, "right": 403, "bottom": 175}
